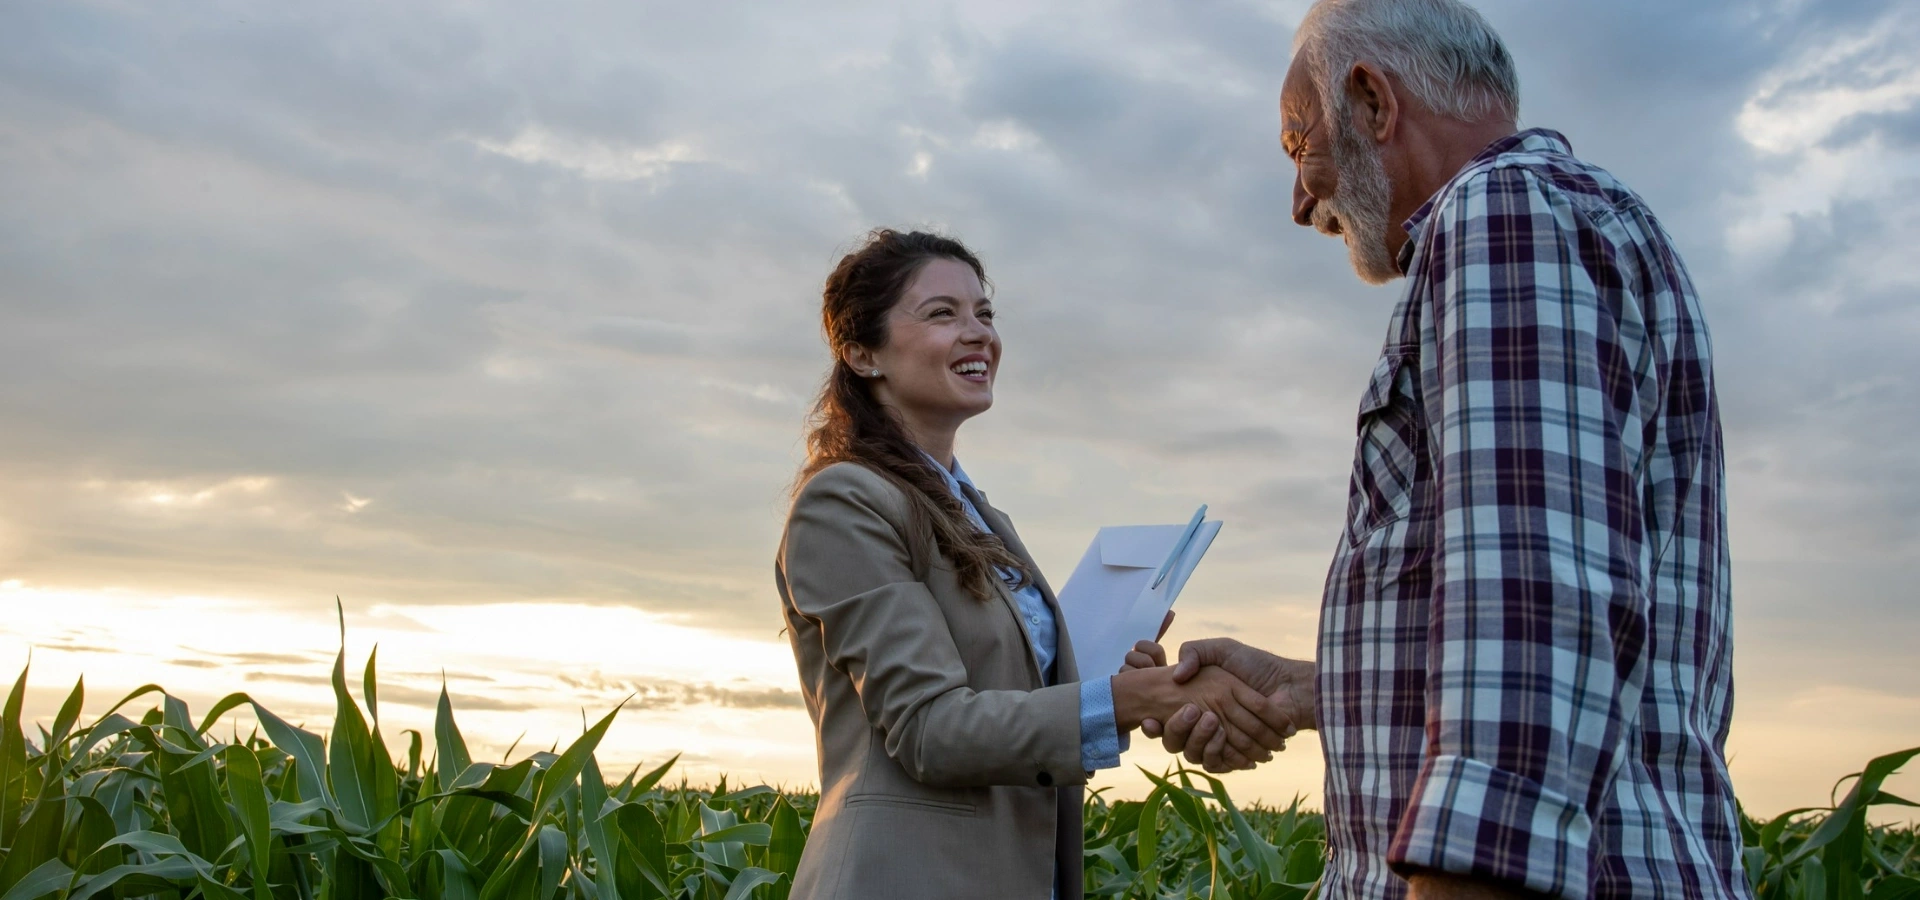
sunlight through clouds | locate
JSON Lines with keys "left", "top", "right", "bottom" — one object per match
{"left": 474, "top": 126, "right": 704, "bottom": 184}
{"left": 0, "top": 584, "right": 818, "bottom": 786}
{"left": 0, "top": 0, "right": 1916, "bottom": 819}
{"left": 1725, "top": 7, "right": 1920, "bottom": 255}
{"left": 1736, "top": 12, "right": 1920, "bottom": 155}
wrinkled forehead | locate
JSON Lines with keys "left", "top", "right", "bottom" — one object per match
{"left": 1279, "top": 54, "right": 1322, "bottom": 138}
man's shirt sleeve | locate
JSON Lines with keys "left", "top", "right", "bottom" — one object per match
{"left": 1385, "top": 166, "right": 1652, "bottom": 900}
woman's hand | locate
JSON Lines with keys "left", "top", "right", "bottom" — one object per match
{"left": 1166, "top": 666, "right": 1296, "bottom": 765}
{"left": 1123, "top": 635, "right": 1315, "bottom": 773}
{"left": 1110, "top": 664, "right": 1290, "bottom": 770}
{"left": 1118, "top": 611, "right": 1175, "bottom": 671}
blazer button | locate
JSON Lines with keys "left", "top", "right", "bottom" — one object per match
{"left": 1036, "top": 771, "right": 1054, "bottom": 787}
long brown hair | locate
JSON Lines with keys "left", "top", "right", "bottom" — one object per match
{"left": 801, "top": 228, "right": 1032, "bottom": 602}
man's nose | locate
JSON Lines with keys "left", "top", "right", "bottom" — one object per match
{"left": 1292, "top": 173, "right": 1316, "bottom": 227}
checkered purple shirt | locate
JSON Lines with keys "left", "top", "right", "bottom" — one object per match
{"left": 1316, "top": 129, "right": 1748, "bottom": 900}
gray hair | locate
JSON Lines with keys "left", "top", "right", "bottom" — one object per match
{"left": 1293, "top": 0, "right": 1520, "bottom": 123}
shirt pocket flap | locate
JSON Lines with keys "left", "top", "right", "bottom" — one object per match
{"left": 1357, "top": 352, "right": 1409, "bottom": 427}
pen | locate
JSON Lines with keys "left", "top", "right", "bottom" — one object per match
{"left": 1151, "top": 504, "right": 1208, "bottom": 590}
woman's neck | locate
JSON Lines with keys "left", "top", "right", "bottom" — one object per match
{"left": 900, "top": 414, "right": 959, "bottom": 470}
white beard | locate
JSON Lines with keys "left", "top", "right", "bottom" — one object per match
{"left": 1313, "top": 108, "right": 1400, "bottom": 285}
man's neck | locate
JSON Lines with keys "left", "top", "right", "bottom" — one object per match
{"left": 1389, "top": 117, "right": 1520, "bottom": 259}
{"left": 1416, "top": 120, "right": 1519, "bottom": 197}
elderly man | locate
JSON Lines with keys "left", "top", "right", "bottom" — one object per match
{"left": 1128, "top": 0, "right": 1748, "bottom": 898}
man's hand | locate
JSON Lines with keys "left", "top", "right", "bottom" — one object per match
{"left": 1109, "top": 658, "right": 1294, "bottom": 768}
{"left": 1129, "top": 638, "right": 1318, "bottom": 772}
{"left": 1120, "top": 635, "right": 1258, "bottom": 772}
{"left": 1404, "top": 872, "right": 1544, "bottom": 900}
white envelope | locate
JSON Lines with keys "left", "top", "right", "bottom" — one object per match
{"left": 1055, "top": 517, "right": 1222, "bottom": 681}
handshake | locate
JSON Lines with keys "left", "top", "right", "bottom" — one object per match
{"left": 1108, "top": 615, "right": 1318, "bottom": 773}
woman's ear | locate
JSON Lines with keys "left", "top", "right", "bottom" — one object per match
{"left": 840, "top": 344, "right": 879, "bottom": 378}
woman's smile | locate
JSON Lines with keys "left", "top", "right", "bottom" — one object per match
{"left": 950, "top": 354, "right": 991, "bottom": 384}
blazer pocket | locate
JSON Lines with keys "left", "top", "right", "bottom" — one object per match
{"left": 843, "top": 793, "right": 978, "bottom": 817}
{"left": 1345, "top": 350, "right": 1424, "bottom": 548}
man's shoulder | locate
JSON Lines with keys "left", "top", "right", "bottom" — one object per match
{"left": 1439, "top": 131, "right": 1645, "bottom": 222}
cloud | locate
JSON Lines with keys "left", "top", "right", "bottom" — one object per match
{"left": 188, "top": 650, "right": 330, "bottom": 666}
{"left": 554, "top": 673, "right": 804, "bottom": 711}
{"left": 1737, "top": 8, "right": 1920, "bottom": 155}
{"left": 0, "top": 0, "right": 1917, "bottom": 810}
{"left": 474, "top": 127, "right": 704, "bottom": 184}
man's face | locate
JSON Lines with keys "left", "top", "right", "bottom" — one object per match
{"left": 1280, "top": 55, "right": 1401, "bottom": 285}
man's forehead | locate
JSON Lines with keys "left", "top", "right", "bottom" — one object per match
{"left": 1279, "top": 55, "right": 1318, "bottom": 132}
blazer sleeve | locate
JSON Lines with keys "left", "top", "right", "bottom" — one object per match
{"left": 780, "top": 463, "right": 1086, "bottom": 789}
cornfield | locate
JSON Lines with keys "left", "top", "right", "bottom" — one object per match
{"left": 0, "top": 629, "right": 1914, "bottom": 899}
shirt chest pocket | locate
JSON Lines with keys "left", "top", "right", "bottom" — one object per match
{"left": 1345, "top": 350, "right": 1425, "bottom": 548}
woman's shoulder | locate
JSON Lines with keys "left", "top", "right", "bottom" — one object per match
{"left": 791, "top": 461, "right": 911, "bottom": 519}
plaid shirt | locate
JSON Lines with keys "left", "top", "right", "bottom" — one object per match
{"left": 1316, "top": 130, "right": 1747, "bottom": 900}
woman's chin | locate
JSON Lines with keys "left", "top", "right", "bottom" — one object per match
{"left": 952, "top": 394, "right": 994, "bottom": 420}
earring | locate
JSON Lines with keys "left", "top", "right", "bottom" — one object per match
{"left": 869, "top": 369, "right": 881, "bottom": 377}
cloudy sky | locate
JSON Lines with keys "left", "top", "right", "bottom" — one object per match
{"left": 1, "top": 0, "right": 1916, "bottom": 816}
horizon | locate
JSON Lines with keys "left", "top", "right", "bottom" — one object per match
{"left": 2, "top": 0, "right": 1918, "bottom": 826}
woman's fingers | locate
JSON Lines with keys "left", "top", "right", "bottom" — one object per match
{"left": 1121, "top": 640, "right": 1167, "bottom": 672}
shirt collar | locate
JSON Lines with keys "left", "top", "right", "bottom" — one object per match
{"left": 1396, "top": 127, "right": 1573, "bottom": 273}
{"left": 919, "top": 449, "right": 975, "bottom": 495}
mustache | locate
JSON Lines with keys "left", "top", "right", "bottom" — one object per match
{"left": 1311, "top": 202, "right": 1345, "bottom": 237}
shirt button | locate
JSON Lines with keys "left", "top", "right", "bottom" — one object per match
{"left": 1030, "top": 614, "right": 1041, "bottom": 625}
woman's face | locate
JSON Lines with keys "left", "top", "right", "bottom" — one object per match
{"left": 865, "top": 257, "right": 1000, "bottom": 435}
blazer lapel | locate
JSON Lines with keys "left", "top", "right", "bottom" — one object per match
{"left": 957, "top": 482, "right": 1080, "bottom": 684}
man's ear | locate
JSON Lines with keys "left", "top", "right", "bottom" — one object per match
{"left": 1347, "top": 61, "right": 1400, "bottom": 143}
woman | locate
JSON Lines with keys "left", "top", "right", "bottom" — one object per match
{"left": 775, "top": 229, "right": 1286, "bottom": 899}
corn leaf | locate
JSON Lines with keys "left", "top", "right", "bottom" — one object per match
{"left": 0, "top": 859, "right": 71, "bottom": 900}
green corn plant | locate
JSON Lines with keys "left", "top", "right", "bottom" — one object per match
{"left": 1080, "top": 767, "right": 1325, "bottom": 899}
{"left": 1741, "top": 746, "right": 1920, "bottom": 900}
{"left": 0, "top": 614, "right": 1913, "bottom": 900}
{"left": 0, "top": 610, "right": 808, "bottom": 900}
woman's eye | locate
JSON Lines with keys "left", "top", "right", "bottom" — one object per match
{"left": 978, "top": 309, "right": 995, "bottom": 320}
{"left": 928, "top": 308, "right": 954, "bottom": 318}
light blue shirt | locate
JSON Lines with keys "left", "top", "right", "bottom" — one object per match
{"left": 927, "top": 454, "right": 1124, "bottom": 773}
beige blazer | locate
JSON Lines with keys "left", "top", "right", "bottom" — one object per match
{"left": 775, "top": 461, "right": 1087, "bottom": 900}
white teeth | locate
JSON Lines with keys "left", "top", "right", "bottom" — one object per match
{"left": 951, "top": 361, "right": 987, "bottom": 376}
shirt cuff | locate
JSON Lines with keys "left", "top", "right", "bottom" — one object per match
{"left": 1077, "top": 677, "right": 1123, "bottom": 771}
{"left": 1386, "top": 754, "right": 1595, "bottom": 900}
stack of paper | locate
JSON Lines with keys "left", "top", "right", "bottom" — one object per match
{"left": 1055, "top": 507, "right": 1221, "bottom": 680}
